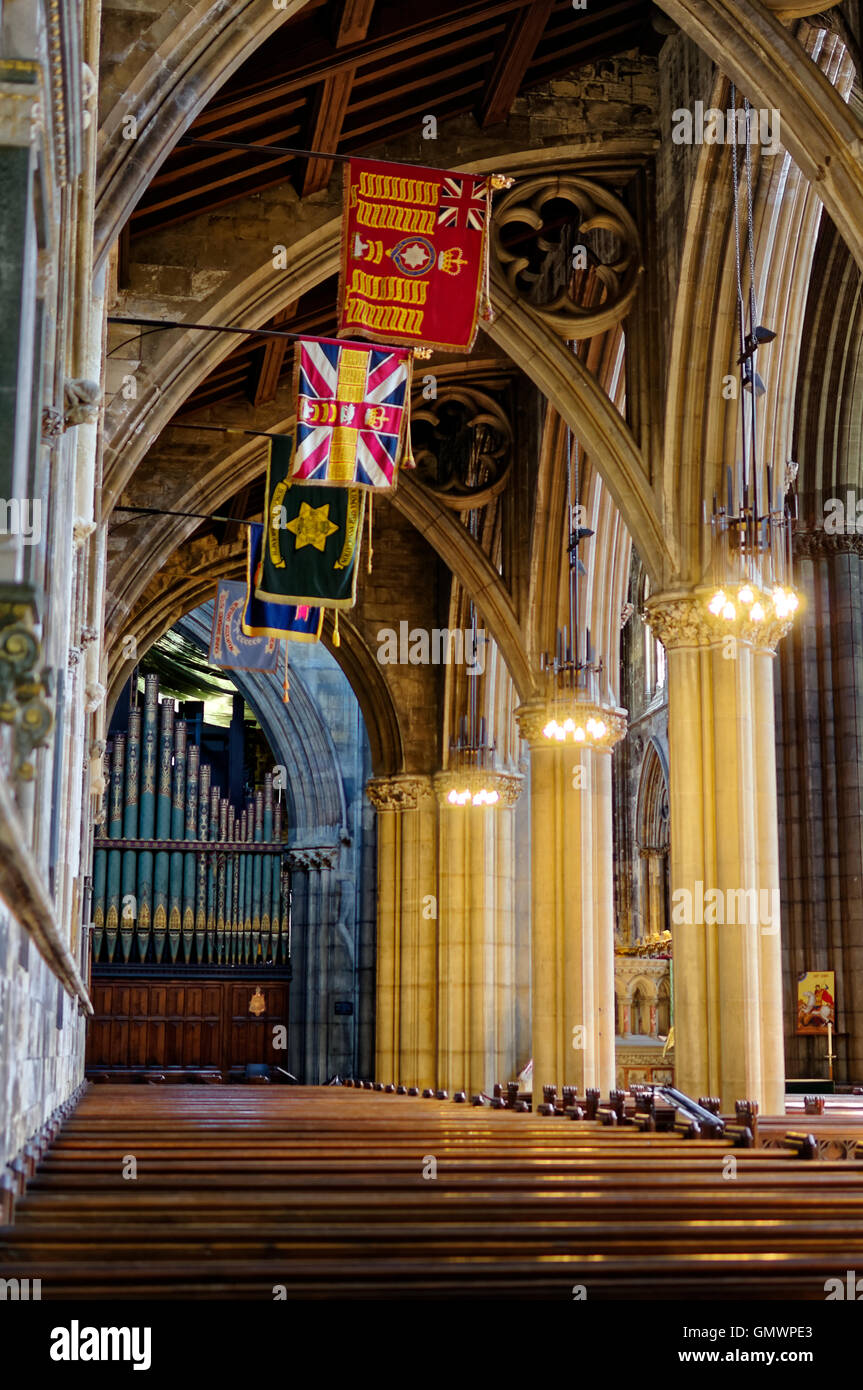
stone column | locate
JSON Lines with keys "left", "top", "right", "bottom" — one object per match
{"left": 287, "top": 846, "right": 340, "bottom": 1084}
{"left": 366, "top": 775, "right": 436, "bottom": 1089}
{"left": 777, "top": 531, "right": 863, "bottom": 1084}
{"left": 433, "top": 769, "right": 523, "bottom": 1096}
{"left": 647, "top": 592, "right": 790, "bottom": 1112}
{"left": 515, "top": 701, "right": 627, "bottom": 1101}
{"left": 641, "top": 849, "right": 665, "bottom": 941}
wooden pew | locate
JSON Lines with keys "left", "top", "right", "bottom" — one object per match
{"left": 4, "top": 1085, "right": 863, "bottom": 1299}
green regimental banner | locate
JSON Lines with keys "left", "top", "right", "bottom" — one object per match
{"left": 255, "top": 434, "right": 365, "bottom": 609}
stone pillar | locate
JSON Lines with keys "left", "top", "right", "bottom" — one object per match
{"left": 515, "top": 701, "right": 626, "bottom": 1100}
{"left": 641, "top": 849, "right": 665, "bottom": 941}
{"left": 366, "top": 775, "right": 436, "bottom": 1089}
{"left": 287, "top": 847, "right": 340, "bottom": 1084}
{"left": 647, "top": 592, "right": 790, "bottom": 1112}
{"left": 778, "top": 531, "right": 863, "bottom": 1084}
{"left": 433, "top": 769, "right": 523, "bottom": 1096}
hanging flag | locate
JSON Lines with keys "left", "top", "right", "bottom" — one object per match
{"left": 338, "top": 157, "right": 491, "bottom": 352}
{"left": 209, "top": 580, "right": 279, "bottom": 671}
{"left": 242, "top": 522, "right": 324, "bottom": 642}
{"left": 292, "top": 336, "right": 412, "bottom": 490}
{"left": 255, "top": 435, "right": 366, "bottom": 610}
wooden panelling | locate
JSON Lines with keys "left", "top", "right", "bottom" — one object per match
{"left": 86, "top": 976, "right": 289, "bottom": 1075}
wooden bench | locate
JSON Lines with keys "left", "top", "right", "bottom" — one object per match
{"left": 4, "top": 1086, "right": 863, "bottom": 1299}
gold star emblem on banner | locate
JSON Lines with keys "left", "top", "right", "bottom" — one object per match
{"left": 286, "top": 501, "right": 339, "bottom": 551}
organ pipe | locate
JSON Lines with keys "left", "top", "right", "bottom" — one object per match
{"left": 92, "top": 674, "right": 291, "bottom": 969}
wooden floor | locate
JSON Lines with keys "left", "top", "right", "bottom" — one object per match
{"left": 3, "top": 1085, "right": 863, "bottom": 1299}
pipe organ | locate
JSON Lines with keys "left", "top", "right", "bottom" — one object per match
{"left": 92, "top": 674, "right": 290, "bottom": 969}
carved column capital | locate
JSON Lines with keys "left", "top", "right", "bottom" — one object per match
{"left": 515, "top": 698, "right": 627, "bottom": 751}
{"left": 366, "top": 774, "right": 434, "bottom": 812}
{"left": 793, "top": 527, "right": 863, "bottom": 561}
{"left": 433, "top": 768, "right": 523, "bottom": 809}
{"left": 288, "top": 846, "right": 339, "bottom": 872}
{"left": 645, "top": 589, "right": 791, "bottom": 654}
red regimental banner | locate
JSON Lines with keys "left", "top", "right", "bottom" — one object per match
{"left": 338, "top": 157, "right": 490, "bottom": 353}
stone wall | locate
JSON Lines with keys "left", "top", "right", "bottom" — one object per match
{"left": 655, "top": 27, "right": 718, "bottom": 358}
{"left": 0, "top": 0, "right": 101, "bottom": 1162}
{"left": 0, "top": 905, "right": 86, "bottom": 1165}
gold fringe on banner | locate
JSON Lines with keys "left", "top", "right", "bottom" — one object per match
{"left": 401, "top": 354, "right": 416, "bottom": 469}
{"left": 478, "top": 173, "right": 512, "bottom": 328}
{"left": 367, "top": 493, "right": 373, "bottom": 573}
{"left": 282, "top": 641, "right": 290, "bottom": 704}
{"left": 333, "top": 609, "right": 341, "bottom": 647}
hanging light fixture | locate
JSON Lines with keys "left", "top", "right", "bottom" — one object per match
{"left": 439, "top": 435, "right": 501, "bottom": 809}
{"left": 704, "top": 89, "right": 799, "bottom": 629}
{"left": 534, "top": 403, "right": 618, "bottom": 750}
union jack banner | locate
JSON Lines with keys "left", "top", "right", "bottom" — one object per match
{"left": 437, "top": 175, "right": 488, "bottom": 232}
{"left": 291, "top": 335, "right": 413, "bottom": 491}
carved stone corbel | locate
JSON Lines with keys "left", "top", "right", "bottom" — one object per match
{"left": 0, "top": 585, "right": 53, "bottom": 780}
{"left": 63, "top": 379, "right": 101, "bottom": 427}
{"left": 85, "top": 680, "right": 105, "bottom": 714}
{"left": 41, "top": 407, "right": 63, "bottom": 442}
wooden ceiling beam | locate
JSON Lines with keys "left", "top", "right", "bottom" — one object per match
{"left": 478, "top": 0, "right": 554, "bottom": 128}
{"left": 302, "top": 68, "right": 355, "bottom": 196}
{"left": 203, "top": 0, "right": 533, "bottom": 106}
{"left": 196, "top": 26, "right": 505, "bottom": 131}
{"left": 215, "top": 484, "right": 251, "bottom": 545}
{"left": 299, "top": 0, "right": 376, "bottom": 196}
{"left": 529, "top": 20, "right": 644, "bottom": 71}
{"left": 343, "top": 85, "right": 485, "bottom": 142}
{"left": 147, "top": 125, "right": 303, "bottom": 190}
{"left": 350, "top": 51, "right": 498, "bottom": 114}
{"left": 191, "top": 97, "right": 305, "bottom": 138}
{"left": 176, "top": 384, "right": 250, "bottom": 414}
{"left": 350, "top": 26, "right": 505, "bottom": 91}
{"left": 335, "top": 0, "right": 377, "bottom": 48}
{"left": 137, "top": 154, "right": 299, "bottom": 217}
{"left": 132, "top": 167, "right": 313, "bottom": 234}
{"left": 253, "top": 303, "right": 298, "bottom": 407}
